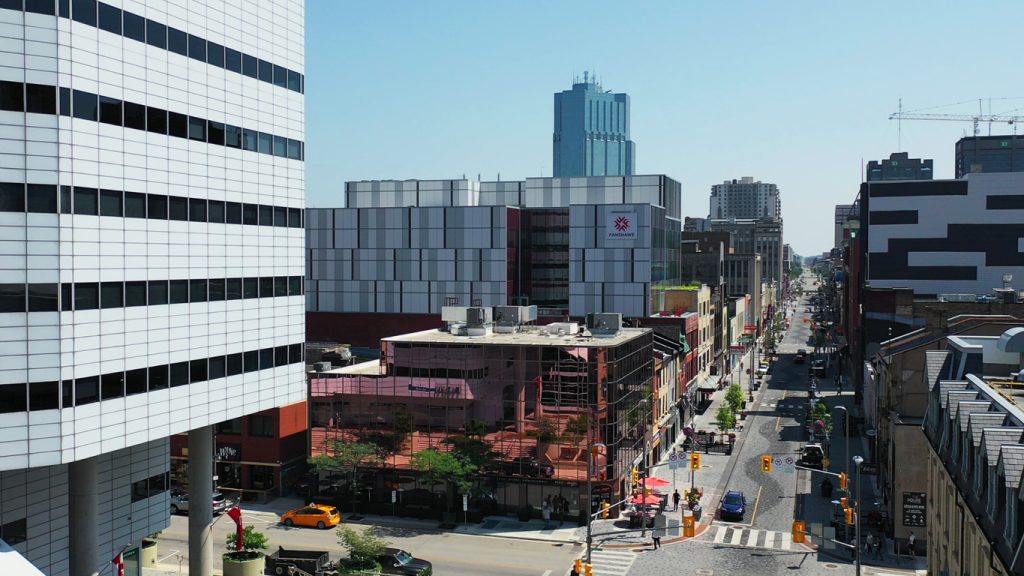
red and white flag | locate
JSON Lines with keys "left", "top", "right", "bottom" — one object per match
{"left": 226, "top": 506, "right": 244, "bottom": 551}
{"left": 111, "top": 553, "right": 125, "bottom": 576}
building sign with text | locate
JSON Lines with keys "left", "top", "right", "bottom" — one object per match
{"left": 902, "top": 491, "right": 926, "bottom": 527}
{"left": 605, "top": 211, "right": 637, "bottom": 241}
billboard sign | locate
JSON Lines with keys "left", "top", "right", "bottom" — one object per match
{"left": 605, "top": 210, "right": 637, "bottom": 241}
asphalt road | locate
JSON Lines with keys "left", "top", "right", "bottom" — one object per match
{"left": 155, "top": 511, "right": 579, "bottom": 576}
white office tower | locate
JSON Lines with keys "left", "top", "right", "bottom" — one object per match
{"left": 0, "top": 1, "right": 305, "bottom": 574}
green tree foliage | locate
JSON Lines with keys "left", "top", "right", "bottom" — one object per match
{"left": 337, "top": 526, "right": 388, "bottom": 569}
{"left": 443, "top": 435, "right": 498, "bottom": 471}
{"left": 715, "top": 404, "right": 736, "bottom": 431}
{"left": 463, "top": 419, "right": 489, "bottom": 438}
{"left": 225, "top": 525, "right": 268, "bottom": 553}
{"left": 308, "top": 440, "right": 383, "bottom": 499}
{"left": 810, "top": 400, "right": 833, "bottom": 433}
{"left": 725, "top": 383, "right": 746, "bottom": 413}
{"left": 411, "top": 448, "right": 476, "bottom": 496}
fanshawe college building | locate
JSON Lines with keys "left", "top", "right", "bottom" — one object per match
{"left": 0, "top": 1, "right": 306, "bottom": 574}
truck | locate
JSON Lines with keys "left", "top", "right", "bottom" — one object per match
{"left": 265, "top": 547, "right": 336, "bottom": 576}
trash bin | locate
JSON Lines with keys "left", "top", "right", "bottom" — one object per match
{"left": 821, "top": 479, "right": 833, "bottom": 498}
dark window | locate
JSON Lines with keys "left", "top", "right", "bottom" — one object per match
{"left": 0, "top": 183, "right": 24, "bottom": 212}
{"left": 148, "top": 472, "right": 167, "bottom": 496}
{"left": 243, "top": 350, "right": 258, "bottom": 373}
{"left": 71, "top": 0, "right": 96, "bottom": 26}
{"left": 29, "top": 381, "right": 59, "bottom": 411}
{"left": 25, "top": 0, "right": 57, "bottom": 15}
{"left": 147, "top": 106, "right": 167, "bottom": 134}
{"left": 242, "top": 128, "right": 257, "bottom": 151}
{"left": 187, "top": 116, "right": 206, "bottom": 141}
{"left": 169, "top": 362, "right": 188, "bottom": 387}
{"left": 97, "top": 2, "right": 120, "bottom": 34}
{"left": 146, "top": 19, "right": 166, "bottom": 49}
{"left": 61, "top": 379, "right": 72, "bottom": 407}
{"left": 273, "top": 135, "right": 286, "bottom": 157}
{"left": 288, "top": 276, "right": 301, "bottom": 296}
{"left": 189, "top": 279, "right": 206, "bottom": 302}
{"left": 189, "top": 359, "right": 207, "bottom": 383}
{"left": 249, "top": 414, "right": 274, "bottom": 437}
{"left": 59, "top": 0, "right": 69, "bottom": 17}
{"left": 25, "top": 83, "right": 56, "bottom": 114}
{"left": 74, "top": 375, "right": 99, "bottom": 405}
{"left": 60, "top": 185, "right": 71, "bottom": 213}
{"left": 225, "top": 201, "right": 242, "bottom": 224}
{"left": 289, "top": 343, "right": 303, "bottom": 363}
{"left": 59, "top": 87, "right": 70, "bottom": 116}
{"left": 242, "top": 54, "right": 257, "bottom": 78}
{"left": 209, "top": 356, "right": 226, "bottom": 380}
{"left": 273, "top": 64, "right": 287, "bottom": 88}
{"left": 215, "top": 417, "right": 240, "bottom": 434}
{"left": 287, "top": 138, "right": 301, "bottom": 160}
{"left": 28, "top": 283, "right": 58, "bottom": 312}
{"left": 288, "top": 208, "right": 301, "bottom": 228}
{"left": 125, "top": 368, "right": 146, "bottom": 395}
{"left": 100, "top": 282, "right": 123, "bottom": 308}
{"left": 208, "top": 278, "right": 224, "bottom": 301}
{"left": 287, "top": 70, "right": 301, "bottom": 92}
{"left": 168, "top": 280, "right": 188, "bottom": 304}
{"left": 130, "top": 478, "right": 147, "bottom": 502}
{"left": 148, "top": 365, "right": 168, "bottom": 390}
{"left": 125, "top": 281, "right": 146, "bottom": 306}
{"left": 259, "top": 277, "right": 273, "bottom": 298}
{"left": 101, "top": 372, "right": 123, "bottom": 400}
{"left": 259, "top": 347, "right": 274, "bottom": 370}
{"left": 74, "top": 283, "right": 99, "bottom": 310}
{"left": 225, "top": 48, "right": 242, "bottom": 73}
{"left": 99, "top": 96, "right": 121, "bottom": 125}
{"left": 147, "top": 280, "right": 167, "bottom": 305}
{"left": 225, "top": 124, "right": 241, "bottom": 149}
{"left": 0, "top": 284, "right": 25, "bottom": 313}
{"left": 124, "top": 192, "right": 146, "bottom": 218}
{"left": 72, "top": 89, "right": 97, "bottom": 121}
{"left": 147, "top": 194, "right": 167, "bottom": 219}
{"left": 258, "top": 59, "right": 272, "bottom": 82}
{"left": 123, "top": 101, "right": 145, "bottom": 130}
{"left": 0, "top": 81, "right": 23, "bottom": 112}
{"left": 187, "top": 34, "right": 206, "bottom": 62}
{"left": 123, "top": 11, "right": 145, "bottom": 42}
{"left": 0, "top": 384, "right": 26, "bottom": 414}
{"left": 99, "top": 189, "right": 122, "bottom": 217}
{"left": 168, "top": 196, "right": 187, "bottom": 221}
{"left": 73, "top": 187, "right": 98, "bottom": 215}
{"left": 242, "top": 278, "right": 258, "bottom": 299}
{"left": 167, "top": 27, "right": 187, "bottom": 56}
{"left": 274, "top": 276, "right": 287, "bottom": 297}
{"left": 168, "top": 111, "right": 187, "bottom": 138}
{"left": 0, "top": 517, "right": 27, "bottom": 544}
{"left": 257, "top": 132, "right": 272, "bottom": 155}
{"left": 207, "top": 41, "right": 224, "bottom": 67}
{"left": 207, "top": 121, "right": 224, "bottom": 145}
{"left": 61, "top": 283, "right": 71, "bottom": 311}
{"left": 26, "top": 184, "right": 57, "bottom": 213}
{"left": 225, "top": 278, "right": 241, "bottom": 300}
{"left": 274, "top": 206, "right": 286, "bottom": 227}
{"left": 274, "top": 345, "right": 288, "bottom": 367}
{"left": 226, "top": 353, "right": 243, "bottom": 376}
{"left": 188, "top": 197, "right": 206, "bottom": 222}
{"left": 259, "top": 205, "right": 273, "bottom": 226}
{"left": 242, "top": 203, "right": 258, "bottom": 225}
{"left": 207, "top": 200, "right": 224, "bottom": 223}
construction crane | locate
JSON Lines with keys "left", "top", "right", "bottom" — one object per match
{"left": 889, "top": 98, "right": 1024, "bottom": 140}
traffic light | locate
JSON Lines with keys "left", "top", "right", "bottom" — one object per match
{"left": 839, "top": 472, "right": 848, "bottom": 491}
{"left": 585, "top": 563, "right": 593, "bottom": 576}
{"left": 631, "top": 467, "right": 639, "bottom": 486}
{"left": 840, "top": 497, "right": 848, "bottom": 509}
{"left": 574, "top": 559, "right": 583, "bottom": 575}
{"left": 601, "top": 502, "right": 610, "bottom": 519}
{"left": 792, "top": 520, "right": 806, "bottom": 544}
{"left": 844, "top": 506, "right": 855, "bottom": 525}
{"left": 761, "top": 455, "right": 773, "bottom": 473}
{"left": 690, "top": 452, "right": 701, "bottom": 470}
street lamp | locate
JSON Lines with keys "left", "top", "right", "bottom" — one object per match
{"left": 852, "top": 455, "right": 864, "bottom": 576}
{"left": 585, "top": 441, "right": 607, "bottom": 565}
{"left": 832, "top": 406, "right": 849, "bottom": 482}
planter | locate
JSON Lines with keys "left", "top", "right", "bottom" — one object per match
{"left": 140, "top": 539, "right": 158, "bottom": 567}
{"left": 222, "top": 552, "right": 265, "bottom": 576}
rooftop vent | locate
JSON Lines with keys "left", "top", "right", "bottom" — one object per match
{"left": 586, "top": 313, "right": 622, "bottom": 338}
{"left": 493, "top": 305, "right": 538, "bottom": 333}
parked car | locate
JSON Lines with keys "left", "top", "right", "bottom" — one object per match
{"left": 798, "top": 444, "right": 826, "bottom": 470}
{"left": 280, "top": 503, "right": 341, "bottom": 529}
{"left": 490, "top": 457, "right": 554, "bottom": 478}
{"left": 718, "top": 490, "right": 747, "bottom": 521}
{"left": 810, "top": 359, "right": 827, "bottom": 378}
{"left": 377, "top": 548, "right": 433, "bottom": 575}
{"left": 169, "top": 488, "right": 231, "bottom": 515}
{"left": 794, "top": 349, "right": 807, "bottom": 364}
{"left": 755, "top": 365, "right": 769, "bottom": 379}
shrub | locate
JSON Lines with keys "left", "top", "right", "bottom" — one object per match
{"left": 337, "top": 526, "right": 388, "bottom": 569}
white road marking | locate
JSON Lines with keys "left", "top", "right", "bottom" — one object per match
{"left": 541, "top": 571, "right": 552, "bottom": 576}
{"left": 780, "top": 532, "right": 792, "bottom": 550}
{"left": 763, "top": 531, "right": 776, "bottom": 549}
{"left": 713, "top": 525, "right": 727, "bottom": 544}
{"left": 729, "top": 528, "right": 743, "bottom": 545}
{"left": 744, "top": 529, "right": 759, "bottom": 547}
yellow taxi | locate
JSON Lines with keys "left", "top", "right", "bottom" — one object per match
{"left": 280, "top": 503, "right": 341, "bottom": 529}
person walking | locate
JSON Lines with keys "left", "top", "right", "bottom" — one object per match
{"left": 651, "top": 532, "right": 662, "bottom": 550}
{"left": 865, "top": 533, "right": 875, "bottom": 555}
{"left": 672, "top": 489, "right": 681, "bottom": 511}
{"left": 874, "top": 532, "right": 884, "bottom": 559}
{"left": 907, "top": 531, "right": 916, "bottom": 557}
{"left": 542, "top": 499, "right": 552, "bottom": 530}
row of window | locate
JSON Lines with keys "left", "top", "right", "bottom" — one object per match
{"left": 0, "top": 182, "right": 304, "bottom": 228}
{"left": 0, "top": 276, "right": 303, "bottom": 313}
{"left": 0, "top": 81, "right": 305, "bottom": 161}
{"left": 0, "top": 342, "right": 303, "bottom": 413}
{"left": 215, "top": 414, "right": 274, "bottom": 437}
{"left": 130, "top": 471, "right": 169, "bottom": 503}
{"left": 0, "top": 0, "right": 304, "bottom": 94}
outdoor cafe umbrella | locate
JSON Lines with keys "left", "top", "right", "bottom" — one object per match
{"left": 644, "top": 477, "right": 671, "bottom": 488}
{"left": 630, "top": 494, "right": 662, "bottom": 505}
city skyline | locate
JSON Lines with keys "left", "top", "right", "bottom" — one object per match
{"left": 305, "top": 0, "right": 1024, "bottom": 256}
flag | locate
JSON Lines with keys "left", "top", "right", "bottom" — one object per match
{"left": 111, "top": 553, "right": 125, "bottom": 576}
{"left": 227, "top": 506, "right": 244, "bottom": 551}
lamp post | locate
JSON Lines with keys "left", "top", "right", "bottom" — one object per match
{"left": 585, "top": 441, "right": 606, "bottom": 566}
{"left": 853, "top": 455, "right": 863, "bottom": 576}
{"left": 833, "top": 406, "right": 849, "bottom": 482}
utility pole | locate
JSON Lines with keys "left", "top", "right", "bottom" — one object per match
{"left": 853, "top": 455, "right": 863, "bottom": 576}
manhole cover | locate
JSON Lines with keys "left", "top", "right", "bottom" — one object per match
{"left": 823, "top": 563, "right": 840, "bottom": 569}
{"left": 695, "top": 570, "right": 713, "bottom": 575}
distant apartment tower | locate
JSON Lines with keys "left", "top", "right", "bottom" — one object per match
{"left": 866, "top": 152, "right": 933, "bottom": 181}
{"left": 552, "top": 72, "right": 635, "bottom": 177}
{"left": 956, "top": 135, "right": 1024, "bottom": 177}
{"left": 710, "top": 177, "right": 781, "bottom": 220}
{"left": 704, "top": 218, "right": 784, "bottom": 290}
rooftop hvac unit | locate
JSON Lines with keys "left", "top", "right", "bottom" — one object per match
{"left": 466, "top": 307, "right": 491, "bottom": 327}
{"left": 441, "top": 306, "right": 469, "bottom": 323}
{"left": 493, "top": 305, "right": 539, "bottom": 332}
{"left": 313, "top": 361, "right": 332, "bottom": 372}
{"left": 586, "top": 313, "right": 623, "bottom": 337}
{"left": 545, "top": 322, "right": 580, "bottom": 337}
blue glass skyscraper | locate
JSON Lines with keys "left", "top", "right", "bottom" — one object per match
{"left": 553, "top": 72, "right": 635, "bottom": 177}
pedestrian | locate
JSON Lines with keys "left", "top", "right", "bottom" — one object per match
{"left": 874, "top": 532, "right": 883, "bottom": 559}
{"left": 865, "top": 533, "right": 874, "bottom": 555}
{"left": 542, "top": 499, "right": 552, "bottom": 530}
{"left": 561, "top": 496, "right": 570, "bottom": 525}
{"left": 651, "top": 533, "right": 662, "bottom": 549}
{"left": 672, "top": 489, "right": 681, "bottom": 511}
{"left": 907, "top": 531, "right": 916, "bottom": 556}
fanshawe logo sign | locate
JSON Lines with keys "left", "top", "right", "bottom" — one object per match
{"left": 605, "top": 211, "right": 637, "bottom": 241}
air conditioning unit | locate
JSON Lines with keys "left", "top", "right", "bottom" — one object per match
{"left": 493, "top": 305, "right": 539, "bottom": 333}
{"left": 586, "top": 313, "right": 623, "bottom": 337}
{"left": 466, "top": 307, "right": 491, "bottom": 327}
{"left": 313, "top": 361, "right": 331, "bottom": 372}
{"left": 545, "top": 322, "right": 580, "bottom": 337}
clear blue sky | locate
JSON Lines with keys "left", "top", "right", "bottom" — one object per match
{"left": 305, "top": 1, "right": 1024, "bottom": 256}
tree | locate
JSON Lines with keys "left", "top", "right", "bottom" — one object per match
{"left": 810, "top": 400, "right": 833, "bottom": 434}
{"left": 714, "top": 404, "right": 736, "bottom": 432}
{"left": 308, "top": 440, "right": 382, "bottom": 509}
{"left": 411, "top": 448, "right": 477, "bottom": 501}
{"left": 443, "top": 435, "right": 498, "bottom": 471}
{"left": 562, "top": 413, "right": 589, "bottom": 461}
{"left": 225, "top": 526, "right": 268, "bottom": 560}
{"left": 463, "top": 419, "right": 489, "bottom": 438}
{"left": 725, "top": 383, "right": 746, "bottom": 414}
{"left": 532, "top": 415, "right": 559, "bottom": 443}
{"left": 337, "top": 526, "right": 387, "bottom": 570}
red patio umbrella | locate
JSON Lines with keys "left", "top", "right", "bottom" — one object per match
{"left": 630, "top": 494, "right": 662, "bottom": 505}
{"left": 644, "top": 477, "right": 671, "bottom": 488}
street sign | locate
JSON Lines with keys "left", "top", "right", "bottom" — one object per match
{"left": 391, "top": 490, "right": 397, "bottom": 504}
{"left": 462, "top": 494, "right": 468, "bottom": 512}
{"left": 669, "top": 451, "right": 679, "bottom": 470}
{"left": 859, "top": 462, "right": 880, "bottom": 475}
{"left": 902, "top": 492, "right": 926, "bottom": 527}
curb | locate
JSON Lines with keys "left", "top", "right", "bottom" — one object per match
{"left": 345, "top": 515, "right": 585, "bottom": 545}
{"left": 591, "top": 521, "right": 710, "bottom": 549}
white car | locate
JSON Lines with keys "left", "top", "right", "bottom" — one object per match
{"left": 169, "top": 488, "right": 232, "bottom": 515}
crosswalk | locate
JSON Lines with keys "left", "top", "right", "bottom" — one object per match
{"left": 582, "top": 548, "right": 637, "bottom": 576}
{"left": 711, "top": 525, "right": 796, "bottom": 552}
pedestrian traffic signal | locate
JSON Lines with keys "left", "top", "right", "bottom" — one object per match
{"left": 585, "top": 562, "right": 593, "bottom": 576}
{"left": 761, "top": 455, "right": 773, "bottom": 473}
{"left": 845, "top": 506, "right": 855, "bottom": 525}
{"left": 690, "top": 452, "right": 701, "bottom": 470}
{"left": 631, "top": 467, "right": 639, "bottom": 486}
{"left": 574, "top": 559, "right": 583, "bottom": 575}
{"left": 601, "top": 502, "right": 610, "bottom": 519}
{"left": 839, "top": 472, "right": 848, "bottom": 491}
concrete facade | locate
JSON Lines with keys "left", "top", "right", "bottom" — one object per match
{"left": 709, "top": 177, "right": 781, "bottom": 220}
